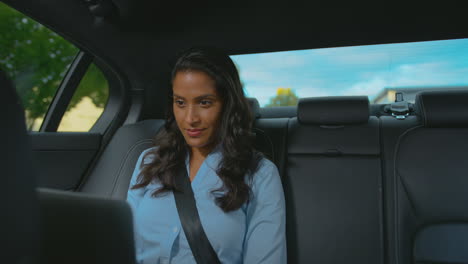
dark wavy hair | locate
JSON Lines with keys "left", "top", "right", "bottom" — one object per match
{"left": 132, "top": 47, "right": 262, "bottom": 212}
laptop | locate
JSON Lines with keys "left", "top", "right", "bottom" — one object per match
{"left": 37, "top": 188, "right": 136, "bottom": 264}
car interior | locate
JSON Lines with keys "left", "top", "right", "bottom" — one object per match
{"left": 2, "top": 1, "right": 468, "bottom": 264}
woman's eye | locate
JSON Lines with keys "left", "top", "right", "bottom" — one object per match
{"left": 174, "top": 99, "right": 185, "bottom": 107}
{"left": 200, "top": 100, "right": 212, "bottom": 106}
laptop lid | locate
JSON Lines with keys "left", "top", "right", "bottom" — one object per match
{"left": 37, "top": 188, "right": 136, "bottom": 264}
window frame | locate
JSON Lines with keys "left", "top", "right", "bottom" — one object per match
{"left": 88, "top": 57, "right": 130, "bottom": 135}
{"left": 40, "top": 51, "right": 93, "bottom": 132}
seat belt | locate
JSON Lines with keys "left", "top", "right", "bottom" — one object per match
{"left": 173, "top": 165, "right": 221, "bottom": 264}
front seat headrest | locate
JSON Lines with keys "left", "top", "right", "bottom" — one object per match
{"left": 1, "top": 68, "right": 39, "bottom": 263}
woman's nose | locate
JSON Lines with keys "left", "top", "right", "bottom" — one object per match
{"left": 185, "top": 105, "right": 200, "bottom": 124}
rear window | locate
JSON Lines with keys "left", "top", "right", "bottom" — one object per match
{"left": 230, "top": 38, "right": 468, "bottom": 106}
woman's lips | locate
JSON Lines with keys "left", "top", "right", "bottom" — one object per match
{"left": 186, "top": 128, "right": 204, "bottom": 137}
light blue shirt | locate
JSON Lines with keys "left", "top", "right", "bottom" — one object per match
{"left": 127, "top": 146, "right": 286, "bottom": 264}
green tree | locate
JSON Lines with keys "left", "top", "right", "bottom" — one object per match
{"left": 0, "top": 3, "right": 108, "bottom": 129}
{"left": 70, "top": 63, "right": 109, "bottom": 109}
{"left": 265, "top": 87, "right": 299, "bottom": 107}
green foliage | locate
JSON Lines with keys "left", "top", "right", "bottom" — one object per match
{"left": 67, "top": 63, "right": 109, "bottom": 111}
{"left": 0, "top": 3, "right": 108, "bottom": 130}
{"left": 265, "top": 87, "right": 299, "bottom": 107}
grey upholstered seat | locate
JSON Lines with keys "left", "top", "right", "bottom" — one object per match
{"left": 285, "top": 96, "right": 384, "bottom": 264}
{"left": 79, "top": 119, "right": 165, "bottom": 199}
{"left": 394, "top": 90, "right": 468, "bottom": 264}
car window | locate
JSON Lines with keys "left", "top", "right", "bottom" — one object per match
{"left": 230, "top": 38, "right": 468, "bottom": 106}
{"left": 57, "top": 63, "right": 109, "bottom": 132}
{"left": 0, "top": 2, "right": 109, "bottom": 131}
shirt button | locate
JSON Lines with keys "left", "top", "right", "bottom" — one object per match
{"left": 173, "top": 227, "right": 178, "bottom": 233}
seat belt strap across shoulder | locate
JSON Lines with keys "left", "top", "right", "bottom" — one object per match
{"left": 173, "top": 165, "right": 221, "bottom": 264}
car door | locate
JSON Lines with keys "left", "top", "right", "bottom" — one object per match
{"left": 1, "top": 2, "right": 127, "bottom": 190}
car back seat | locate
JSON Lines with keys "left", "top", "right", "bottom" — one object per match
{"left": 285, "top": 96, "right": 384, "bottom": 264}
{"left": 393, "top": 90, "right": 468, "bottom": 264}
{"left": 379, "top": 114, "right": 420, "bottom": 264}
{"left": 247, "top": 97, "right": 290, "bottom": 179}
{"left": 254, "top": 117, "right": 289, "bottom": 179}
{"left": 79, "top": 98, "right": 272, "bottom": 199}
{"left": 79, "top": 120, "right": 165, "bottom": 198}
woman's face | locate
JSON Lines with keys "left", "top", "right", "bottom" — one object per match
{"left": 172, "top": 71, "right": 223, "bottom": 153}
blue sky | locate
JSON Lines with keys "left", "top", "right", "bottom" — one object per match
{"left": 230, "top": 38, "right": 468, "bottom": 106}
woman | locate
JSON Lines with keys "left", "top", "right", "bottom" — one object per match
{"left": 127, "top": 47, "right": 286, "bottom": 264}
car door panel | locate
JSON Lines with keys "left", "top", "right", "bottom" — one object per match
{"left": 30, "top": 133, "right": 101, "bottom": 190}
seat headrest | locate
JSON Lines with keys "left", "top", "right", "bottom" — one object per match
{"left": 1, "top": 68, "right": 39, "bottom": 262}
{"left": 416, "top": 90, "right": 468, "bottom": 128}
{"left": 247, "top": 97, "right": 261, "bottom": 118}
{"left": 298, "top": 96, "right": 369, "bottom": 125}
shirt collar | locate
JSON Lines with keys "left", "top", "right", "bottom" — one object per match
{"left": 184, "top": 143, "right": 223, "bottom": 169}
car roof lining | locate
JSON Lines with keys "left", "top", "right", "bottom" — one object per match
{"left": 5, "top": 0, "right": 467, "bottom": 56}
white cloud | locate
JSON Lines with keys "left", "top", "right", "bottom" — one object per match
{"left": 311, "top": 45, "right": 391, "bottom": 65}
{"left": 243, "top": 85, "right": 278, "bottom": 106}
{"left": 344, "top": 62, "right": 468, "bottom": 97}
{"left": 239, "top": 69, "right": 276, "bottom": 84}
{"left": 346, "top": 77, "right": 388, "bottom": 96}
{"left": 388, "top": 63, "right": 456, "bottom": 87}
{"left": 295, "top": 86, "right": 331, "bottom": 98}
{"left": 271, "top": 53, "right": 307, "bottom": 68}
